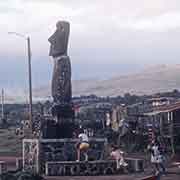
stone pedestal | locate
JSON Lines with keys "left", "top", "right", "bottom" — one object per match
{"left": 22, "top": 138, "right": 145, "bottom": 175}
{"left": 22, "top": 139, "right": 40, "bottom": 173}
{"left": 42, "top": 118, "right": 76, "bottom": 139}
{"left": 51, "top": 104, "right": 74, "bottom": 119}
{"left": 23, "top": 138, "right": 107, "bottom": 174}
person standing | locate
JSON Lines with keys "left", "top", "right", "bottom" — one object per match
{"left": 148, "top": 140, "right": 166, "bottom": 174}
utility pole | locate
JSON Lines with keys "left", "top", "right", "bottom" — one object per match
{"left": 27, "top": 37, "right": 33, "bottom": 132}
{"left": 1, "top": 89, "right": 4, "bottom": 119}
{"left": 8, "top": 32, "right": 33, "bottom": 134}
{"left": 170, "top": 111, "right": 175, "bottom": 155}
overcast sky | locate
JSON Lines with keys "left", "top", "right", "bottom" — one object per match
{"left": 1, "top": 0, "right": 180, "bottom": 89}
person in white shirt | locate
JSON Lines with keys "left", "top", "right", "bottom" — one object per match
{"left": 148, "top": 140, "right": 166, "bottom": 174}
{"left": 76, "top": 129, "right": 90, "bottom": 162}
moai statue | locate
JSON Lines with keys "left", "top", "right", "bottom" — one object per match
{"left": 48, "top": 21, "right": 75, "bottom": 138}
{"left": 49, "top": 21, "right": 72, "bottom": 106}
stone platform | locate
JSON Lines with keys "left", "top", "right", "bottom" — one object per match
{"left": 45, "top": 159, "right": 144, "bottom": 176}
{"left": 23, "top": 138, "right": 144, "bottom": 176}
{"left": 23, "top": 138, "right": 107, "bottom": 174}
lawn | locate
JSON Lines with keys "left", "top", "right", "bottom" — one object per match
{"left": 0, "top": 128, "right": 22, "bottom": 156}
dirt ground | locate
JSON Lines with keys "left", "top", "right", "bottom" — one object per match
{"left": 0, "top": 129, "right": 22, "bottom": 156}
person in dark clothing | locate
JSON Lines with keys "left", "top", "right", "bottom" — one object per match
{"left": 148, "top": 140, "right": 166, "bottom": 174}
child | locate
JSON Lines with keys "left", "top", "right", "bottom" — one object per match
{"left": 110, "top": 145, "right": 128, "bottom": 169}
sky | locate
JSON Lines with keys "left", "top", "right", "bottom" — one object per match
{"left": 1, "top": 0, "right": 180, "bottom": 89}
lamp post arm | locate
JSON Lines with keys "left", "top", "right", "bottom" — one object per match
{"left": 8, "top": 32, "right": 27, "bottom": 39}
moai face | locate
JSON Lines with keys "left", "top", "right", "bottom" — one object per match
{"left": 56, "top": 21, "right": 63, "bottom": 30}
{"left": 49, "top": 21, "right": 70, "bottom": 57}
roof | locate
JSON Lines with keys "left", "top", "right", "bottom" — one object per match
{"left": 144, "top": 101, "right": 180, "bottom": 116}
{"left": 144, "top": 111, "right": 162, "bottom": 116}
{"left": 156, "top": 101, "right": 180, "bottom": 112}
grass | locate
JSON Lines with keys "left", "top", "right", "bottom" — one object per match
{"left": 0, "top": 128, "right": 22, "bottom": 156}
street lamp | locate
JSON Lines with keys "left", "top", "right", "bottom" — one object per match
{"left": 8, "top": 32, "right": 33, "bottom": 134}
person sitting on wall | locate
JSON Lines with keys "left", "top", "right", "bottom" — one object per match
{"left": 76, "top": 129, "right": 90, "bottom": 162}
{"left": 110, "top": 144, "right": 128, "bottom": 170}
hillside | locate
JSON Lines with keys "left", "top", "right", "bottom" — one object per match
{"left": 33, "top": 64, "right": 180, "bottom": 98}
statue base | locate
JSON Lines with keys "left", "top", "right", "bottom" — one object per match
{"left": 42, "top": 103, "right": 76, "bottom": 139}
{"left": 22, "top": 138, "right": 144, "bottom": 175}
{"left": 51, "top": 103, "right": 74, "bottom": 119}
{"left": 42, "top": 120, "right": 77, "bottom": 139}
{"left": 23, "top": 138, "right": 108, "bottom": 174}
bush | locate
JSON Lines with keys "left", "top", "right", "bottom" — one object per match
{"left": 0, "top": 171, "right": 44, "bottom": 180}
